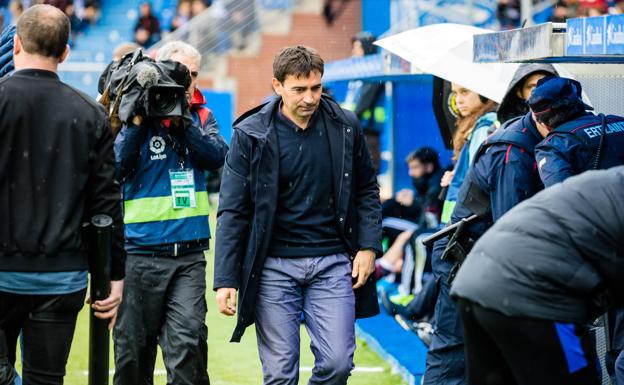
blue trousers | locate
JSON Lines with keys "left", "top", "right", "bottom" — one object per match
{"left": 616, "top": 350, "right": 624, "bottom": 385}
{"left": 254, "top": 254, "right": 356, "bottom": 385}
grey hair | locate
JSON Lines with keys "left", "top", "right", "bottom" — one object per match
{"left": 156, "top": 41, "right": 201, "bottom": 64}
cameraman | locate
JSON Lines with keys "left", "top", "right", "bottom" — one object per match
{"left": 112, "top": 41, "right": 227, "bottom": 385}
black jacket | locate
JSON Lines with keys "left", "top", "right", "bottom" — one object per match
{"left": 451, "top": 166, "right": 624, "bottom": 323}
{"left": 214, "top": 95, "right": 382, "bottom": 342}
{"left": 0, "top": 69, "right": 125, "bottom": 280}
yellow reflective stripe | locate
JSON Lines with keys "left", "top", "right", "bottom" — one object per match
{"left": 440, "top": 200, "right": 456, "bottom": 225}
{"left": 374, "top": 106, "right": 385, "bottom": 123}
{"left": 362, "top": 109, "right": 372, "bottom": 120}
{"left": 123, "top": 192, "right": 209, "bottom": 224}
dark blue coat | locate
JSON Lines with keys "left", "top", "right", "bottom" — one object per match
{"left": 535, "top": 114, "right": 624, "bottom": 187}
{"left": 462, "top": 112, "right": 543, "bottom": 222}
{"left": 429, "top": 113, "right": 544, "bottom": 351}
{"left": 214, "top": 95, "right": 382, "bottom": 342}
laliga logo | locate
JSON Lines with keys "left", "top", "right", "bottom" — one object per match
{"left": 149, "top": 136, "right": 167, "bottom": 160}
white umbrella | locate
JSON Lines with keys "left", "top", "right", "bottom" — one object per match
{"left": 375, "top": 23, "right": 520, "bottom": 103}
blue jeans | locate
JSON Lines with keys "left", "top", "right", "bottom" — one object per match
{"left": 255, "top": 254, "right": 356, "bottom": 385}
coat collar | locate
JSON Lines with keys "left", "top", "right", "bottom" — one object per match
{"left": 233, "top": 94, "right": 354, "bottom": 142}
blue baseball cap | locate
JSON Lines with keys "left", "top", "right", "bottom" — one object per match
{"left": 527, "top": 76, "right": 593, "bottom": 116}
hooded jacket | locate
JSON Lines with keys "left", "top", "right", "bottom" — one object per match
{"left": 451, "top": 166, "right": 624, "bottom": 323}
{"left": 214, "top": 94, "right": 382, "bottom": 342}
{"left": 497, "top": 63, "right": 558, "bottom": 124}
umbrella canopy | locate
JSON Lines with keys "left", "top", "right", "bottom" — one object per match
{"left": 375, "top": 23, "right": 520, "bottom": 103}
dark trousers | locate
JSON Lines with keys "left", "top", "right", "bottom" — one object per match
{"left": 0, "top": 289, "right": 85, "bottom": 385}
{"left": 113, "top": 252, "right": 209, "bottom": 385}
{"left": 458, "top": 298, "right": 600, "bottom": 385}
{"left": 423, "top": 237, "right": 466, "bottom": 385}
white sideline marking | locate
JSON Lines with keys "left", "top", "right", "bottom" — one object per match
{"left": 82, "top": 367, "right": 384, "bottom": 376}
{"left": 299, "top": 366, "right": 384, "bottom": 373}
{"left": 81, "top": 369, "right": 167, "bottom": 376}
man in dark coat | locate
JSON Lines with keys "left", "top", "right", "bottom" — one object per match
{"left": 343, "top": 32, "right": 385, "bottom": 172}
{"left": 530, "top": 75, "right": 624, "bottom": 385}
{"left": 451, "top": 166, "right": 624, "bottom": 385}
{"left": 214, "top": 46, "right": 381, "bottom": 385}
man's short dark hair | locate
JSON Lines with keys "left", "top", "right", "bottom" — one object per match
{"left": 16, "top": 4, "right": 70, "bottom": 59}
{"left": 534, "top": 100, "right": 587, "bottom": 128}
{"left": 406, "top": 147, "right": 439, "bottom": 168}
{"left": 273, "top": 45, "right": 324, "bottom": 83}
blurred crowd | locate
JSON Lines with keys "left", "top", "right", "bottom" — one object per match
{"left": 134, "top": 0, "right": 213, "bottom": 48}
{"left": 0, "top": 0, "right": 100, "bottom": 44}
{"left": 497, "top": 0, "right": 624, "bottom": 29}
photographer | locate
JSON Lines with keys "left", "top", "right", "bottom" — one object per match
{"left": 111, "top": 42, "right": 227, "bottom": 385}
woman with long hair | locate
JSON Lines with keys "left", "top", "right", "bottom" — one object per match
{"left": 439, "top": 84, "right": 498, "bottom": 224}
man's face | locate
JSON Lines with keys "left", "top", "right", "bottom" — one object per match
{"left": 170, "top": 52, "right": 199, "bottom": 102}
{"left": 140, "top": 3, "right": 150, "bottom": 17}
{"left": 532, "top": 111, "right": 551, "bottom": 138}
{"left": 352, "top": 40, "right": 365, "bottom": 57}
{"left": 272, "top": 71, "right": 322, "bottom": 124}
{"left": 517, "top": 73, "right": 548, "bottom": 101}
{"left": 408, "top": 159, "right": 427, "bottom": 179}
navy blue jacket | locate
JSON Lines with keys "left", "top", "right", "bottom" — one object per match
{"left": 114, "top": 110, "right": 227, "bottom": 252}
{"left": 214, "top": 95, "right": 382, "bottom": 342}
{"left": 535, "top": 113, "right": 624, "bottom": 187}
{"left": 465, "top": 112, "right": 543, "bottom": 221}
{"left": 435, "top": 113, "right": 544, "bottom": 279}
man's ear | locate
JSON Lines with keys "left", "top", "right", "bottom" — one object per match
{"left": 271, "top": 78, "right": 282, "bottom": 96}
{"left": 58, "top": 44, "right": 70, "bottom": 64}
{"left": 13, "top": 34, "right": 21, "bottom": 56}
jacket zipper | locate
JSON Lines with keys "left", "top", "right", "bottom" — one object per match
{"left": 337, "top": 125, "right": 346, "bottom": 220}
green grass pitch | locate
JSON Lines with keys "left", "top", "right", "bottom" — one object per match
{"left": 16, "top": 215, "right": 407, "bottom": 385}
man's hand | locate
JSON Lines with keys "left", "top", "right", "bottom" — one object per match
{"left": 216, "top": 288, "right": 238, "bottom": 316}
{"left": 131, "top": 115, "right": 143, "bottom": 126}
{"left": 352, "top": 249, "right": 376, "bottom": 289}
{"left": 89, "top": 280, "right": 124, "bottom": 331}
{"left": 395, "top": 189, "right": 414, "bottom": 206}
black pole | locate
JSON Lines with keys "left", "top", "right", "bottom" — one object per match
{"left": 88, "top": 214, "right": 113, "bottom": 385}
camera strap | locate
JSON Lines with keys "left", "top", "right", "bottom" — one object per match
{"left": 157, "top": 121, "right": 189, "bottom": 169}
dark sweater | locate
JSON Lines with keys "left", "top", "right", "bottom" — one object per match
{"left": 268, "top": 106, "right": 346, "bottom": 257}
